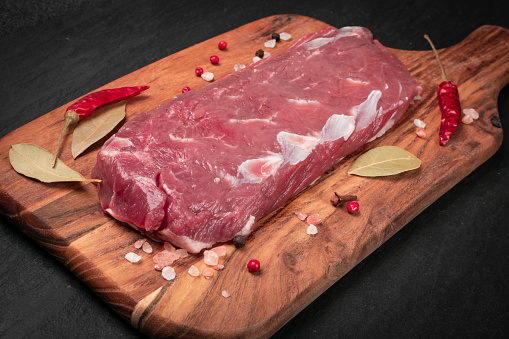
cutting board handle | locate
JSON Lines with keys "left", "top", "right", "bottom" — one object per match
{"left": 438, "top": 25, "right": 509, "bottom": 110}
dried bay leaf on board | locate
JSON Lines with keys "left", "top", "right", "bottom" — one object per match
{"left": 72, "top": 100, "right": 126, "bottom": 159}
{"left": 348, "top": 146, "right": 421, "bottom": 177}
{"left": 9, "top": 143, "right": 100, "bottom": 183}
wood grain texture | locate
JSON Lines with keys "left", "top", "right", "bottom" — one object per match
{"left": 0, "top": 15, "right": 508, "bottom": 338}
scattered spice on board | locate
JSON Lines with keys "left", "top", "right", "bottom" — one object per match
{"left": 306, "top": 225, "right": 318, "bottom": 235}
{"left": 125, "top": 252, "right": 141, "bottom": 263}
{"left": 201, "top": 72, "right": 214, "bottom": 81}
{"left": 134, "top": 238, "right": 146, "bottom": 249}
{"left": 424, "top": 34, "right": 462, "bottom": 146}
{"left": 330, "top": 193, "right": 357, "bottom": 207}
{"left": 306, "top": 213, "right": 321, "bottom": 225}
{"left": 462, "top": 108, "right": 479, "bottom": 124}
{"left": 142, "top": 241, "right": 153, "bottom": 254}
{"left": 347, "top": 201, "right": 360, "bottom": 214}
{"left": 188, "top": 265, "right": 200, "bottom": 277}
{"left": 202, "top": 267, "right": 215, "bottom": 279}
{"left": 162, "top": 266, "right": 176, "bottom": 281}
{"left": 233, "top": 235, "right": 246, "bottom": 248}
{"left": 247, "top": 259, "right": 260, "bottom": 273}
{"left": 222, "top": 290, "right": 231, "bottom": 298}
{"left": 415, "top": 127, "right": 427, "bottom": 139}
{"left": 218, "top": 40, "right": 227, "bottom": 50}
{"left": 294, "top": 211, "right": 307, "bottom": 221}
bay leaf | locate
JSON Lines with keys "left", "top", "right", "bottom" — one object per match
{"left": 72, "top": 100, "right": 126, "bottom": 159}
{"left": 9, "top": 143, "right": 100, "bottom": 183}
{"left": 348, "top": 146, "right": 421, "bottom": 177}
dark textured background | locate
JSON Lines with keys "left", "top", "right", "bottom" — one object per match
{"left": 1, "top": 1, "right": 508, "bottom": 338}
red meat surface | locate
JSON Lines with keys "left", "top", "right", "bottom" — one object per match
{"left": 92, "top": 26, "right": 422, "bottom": 253}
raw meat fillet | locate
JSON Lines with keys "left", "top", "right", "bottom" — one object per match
{"left": 92, "top": 26, "right": 422, "bottom": 253}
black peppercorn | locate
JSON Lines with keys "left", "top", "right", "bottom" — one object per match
{"left": 255, "top": 49, "right": 264, "bottom": 58}
{"left": 272, "top": 33, "right": 280, "bottom": 42}
{"left": 233, "top": 235, "right": 246, "bottom": 248}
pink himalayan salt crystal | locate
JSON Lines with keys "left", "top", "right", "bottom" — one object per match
{"left": 134, "top": 239, "right": 146, "bottom": 249}
{"left": 162, "top": 266, "right": 176, "bottom": 281}
{"left": 415, "top": 127, "right": 426, "bottom": 138}
{"left": 294, "top": 211, "right": 307, "bottom": 221}
{"left": 203, "top": 250, "right": 219, "bottom": 266}
{"left": 188, "top": 265, "right": 200, "bottom": 277}
{"left": 213, "top": 264, "right": 225, "bottom": 271}
{"left": 142, "top": 241, "right": 153, "bottom": 254}
{"left": 202, "top": 267, "right": 215, "bottom": 279}
{"left": 222, "top": 290, "right": 231, "bottom": 298}
{"left": 211, "top": 246, "right": 227, "bottom": 257}
{"left": 164, "top": 242, "right": 176, "bottom": 253}
{"left": 153, "top": 250, "right": 180, "bottom": 270}
{"left": 176, "top": 249, "right": 189, "bottom": 258}
{"left": 306, "top": 213, "right": 321, "bottom": 225}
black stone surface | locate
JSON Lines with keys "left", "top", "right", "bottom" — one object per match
{"left": 1, "top": 1, "right": 508, "bottom": 338}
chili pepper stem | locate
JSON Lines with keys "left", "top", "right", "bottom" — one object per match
{"left": 51, "top": 110, "right": 79, "bottom": 167}
{"left": 424, "top": 34, "right": 451, "bottom": 82}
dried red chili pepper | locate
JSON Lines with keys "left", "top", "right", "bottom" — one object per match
{"left": 51, "top": 85, "right": 149, "bottom": 166}
{"left": 424, "top": 34, "right": 462, "bottom": 146}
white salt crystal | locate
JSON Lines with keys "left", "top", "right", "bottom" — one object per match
{"left": 142, "top": 241, "right": 153, "bottom": 254}
{"left": 234, "top": 63, "right": 246, "bottom": 72}
{"left": 252, "top": 56, "right": 262, "bottom": 63}
{"left": 463, "top": 108, "right": 479, "bottom": 120}
{"left": 264, "top": 39, "right": 276, "bottom": 48}
{"left": 125, "top": 252, "right": 141, "bottom": 263}
{"left": 306, "top": 225, "right": 318, "bottom": 235}
{"left": 262, "top": 51, "right": 271, "bottom": 58}
{"left": 413, "top": 119, "right": 426, "bottom": 128}
{"left": 222, "top": 290, "right": 231, "bottom": 298}
{"left": 214, "top": 177, "right": 220, "bottom": 183}
{"left": 162, "top": 266, "right": 176, "bottom": 280}
{"left": 201, "top": 72, "right": 214, "bottom": 82}
{"left": 279, "top": 32, "right": 292, "bottom": 41}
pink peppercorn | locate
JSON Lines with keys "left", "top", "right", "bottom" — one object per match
{"left": 218, "top": 40, "right": 227, "bottom": 50}
{"left": 347, "top": 201, "right": 360, "bottom": 214}
{"left": 247, "top": 259, "right": 260, "bottom": 273}
{"left": 181, "top": 86, "right": 191, "bottom": 93}
{"left": 195, "top": 67, "right": 203, "bottom": 76}
{"left": 210, "top": 55, "right": 219, "bottom": 64}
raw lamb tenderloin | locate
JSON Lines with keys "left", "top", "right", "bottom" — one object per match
{"left": 92, "top": 26, "right": 422, "bottom": 253}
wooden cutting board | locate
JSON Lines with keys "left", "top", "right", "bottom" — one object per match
{"left": 0, "top": 15, "right": 508, "bottom": 338}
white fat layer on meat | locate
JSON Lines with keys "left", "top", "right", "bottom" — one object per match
{"left": 367, "top": 101, "right": 402, "bottom": 142}
{"left": 351, "top": 90, "right": 382, "bottom": 132}
{"left": 277, "top": 131, "right": 320, "bottom": 165}
{"left": 238, "top": 215, "right": 256, "bottom": 237}
{"left": 169, "top": 134, "right": 196, "bottom": 142}
{"left": 107, "top": 137, "right": 134, "bottom": 149}
{"left": 157, "top": 228, "right": 214, "bottom": 254}
{"left": 287, "top": 98, "right": 321, "bottom": 105}
{"left": 320, "top": 114, "right": 356, "bottom": 142}
{"left": 303, "top": 37, "right": 334, "bottom": 50}
{"left": 229, "top": 118, "right": 277, "bottom": 125}
{"left": 346, "top": 78, "right": 369, "bottom": 84}
{"left": 334, "top": 26, "right": 364, "bottom": 40}
{"left": 237, "top": 153, "right": 284, "bottom": 183}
